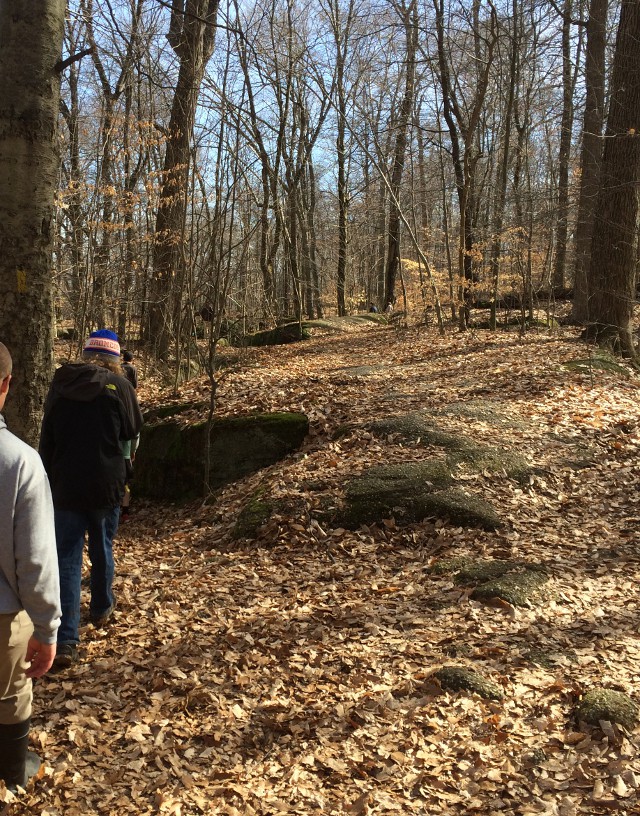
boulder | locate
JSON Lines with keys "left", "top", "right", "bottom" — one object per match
{"left": 431, "top": 558, "right": 550, "bottom": 607}
{"left": 135, "top": 412, "right": 309, "bottom": 500}
{"left": 576, "top": 688, "right": 639, "bottom": 730}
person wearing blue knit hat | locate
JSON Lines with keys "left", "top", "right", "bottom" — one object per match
{"left": 39, "top": 330, "right": 143, "bottom": 668}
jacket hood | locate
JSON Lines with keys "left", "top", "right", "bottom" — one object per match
{"left": 50, "top": 362, "right": 114, "bottom": 402}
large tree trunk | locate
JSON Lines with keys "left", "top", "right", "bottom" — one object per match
{"left": 0, "top": 0, "right": 65, "bottom": 445}
{"left": 584, "top": 0, "right": 640, "bottom": 357}
{"left": 572, "top": 0, "right": 607, "bottom": 323}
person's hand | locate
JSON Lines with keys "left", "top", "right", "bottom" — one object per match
{"left": 25, "top": 637, "right": 56, "bottom": 678}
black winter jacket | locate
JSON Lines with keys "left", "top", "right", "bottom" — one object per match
{"left": 39, "top": 363, "right": 143, "bottom": 511}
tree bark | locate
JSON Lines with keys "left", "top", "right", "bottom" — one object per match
{"left": 0, "top": 0, "right": 65, "bottom": 445}
{"left": 151, "top": 0, "right": 219, "bottom": 358}
{"left": 572, "top": 0, "right": 607, "bottom": 323}
{"left": 552, "top": 0, "right": 577, "bottom": 293}
{"left": 584, "top": 0, "right": 640, "bottom": 357}
{"left": 385, "top": 0, "right": 418, "bottom": 309}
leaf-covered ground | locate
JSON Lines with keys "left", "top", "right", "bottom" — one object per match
{"left": 6, "top": 322, "right": 640, "bottom": 816}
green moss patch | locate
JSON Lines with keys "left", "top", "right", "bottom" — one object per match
{"left": 338, "top": 461, "right": 452, "bottom": 528}
{"left": 428, "top": 557, "right": 475, "bottom": 576}
{"left": 417, "top": 488, "right": 502, "bottom": 531}
{"left": 233, "top": 490, "right": 276, "bottom": 539}
{"left": 434, "top": 401, "right": 526, "bottom": 429}
{"left": 144, "top": 400, "right": 207, "bottom": 424}
{"left": 365, "top": 413, "right": 532, "bottom": 482}
{"left": 576, "top": 688, "right": 639, "bottom": 730}
{"left": 433, "top": 666, "right": 504, "bottom": 700}
{"left": 453, "top": 559, "right": 524, "bottom": 585}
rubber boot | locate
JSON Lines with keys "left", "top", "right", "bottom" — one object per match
{"left": 0, "top": 719, "right": 41, "bottom": 792}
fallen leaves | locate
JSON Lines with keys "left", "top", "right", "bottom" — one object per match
{"left": 12, "top": 324, "right": 640, "bottom": 815}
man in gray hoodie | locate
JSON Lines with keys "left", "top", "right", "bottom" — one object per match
{"left": 0, "top": 342, "right": 61, "bottom": 791}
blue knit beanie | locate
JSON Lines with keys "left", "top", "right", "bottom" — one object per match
{"left": 83, "top": 329, "right": 121, "bottom": 358}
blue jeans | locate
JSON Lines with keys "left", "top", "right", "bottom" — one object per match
{"left": 54, "top": 507, "right": 120, "bottom": 645}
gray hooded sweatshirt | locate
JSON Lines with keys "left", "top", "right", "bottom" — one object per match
{"left": 0, "top": 414, "right": 61, "bottom": 643}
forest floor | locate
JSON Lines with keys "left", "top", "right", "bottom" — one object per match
{"left": 6, "top": 318, "right": 640, "bottom": 816}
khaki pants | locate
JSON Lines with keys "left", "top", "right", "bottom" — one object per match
{"left": 0, "top": 611, "right": 33, "bottom": 724}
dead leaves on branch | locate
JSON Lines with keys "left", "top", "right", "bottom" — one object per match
{"left": 14, "top": 325, "right": 640, "bottom": 814}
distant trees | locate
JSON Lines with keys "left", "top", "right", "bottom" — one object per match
{"left": 15, "top": 0, "right": 630, "bottom": 371}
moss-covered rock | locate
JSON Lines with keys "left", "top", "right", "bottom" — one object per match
{"left": 365, "top": 412, "right": 532, "bottom": 482}
{"left": 143, "top": 400, "right": 207, "bottom": 423}
{"left": 470, "top": 568, "right": 549, "bottom": 606}
{"left": 368, "top": 414, "right": 466, "bottom": 450}
{"left": 453, "top": 559, "right": 524, "bottom": 585}
{"left": 233, "top": 489, "right": 275, "bottom": 539}
{"left": 428, "top": 557, "right": 475, "bottom": 576}
{"left": 434, "top": 400, "right": 527, "bottom": 430}
{"left": 576, "top": 688, "right": 639, "bottom": 730}
{"left": 338, "top": 461, "right": 452, "bottom": 527}
{"left": 473, "top": 316, "right": 559, "bottom": 331}
{"left": 417, "top": 488, "right": 502, "bottom": 530}
{"left": 135, "top": 412, "right": 309, "bottom": 500}
{"left": 244, "top": 323, "right": 310, "bottom": 346}
{"left": 433, "top": 666, "right": 504, "bottom": 700}
{"left": 430, "top": 558, "right": 549, "bottom": 606}
{"left": 448, "top": 445, "right": 532, "bottom": 484}
{"left": 521, "top": 648, "right": 558, "bottom": 670}
{"left": 336, "top": 463, "right": 501, "bottom": 530}
{"left": 305, "top": 314, "right": 387, "bottom": 332}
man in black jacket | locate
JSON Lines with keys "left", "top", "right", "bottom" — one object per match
{"left": 40, "top": 330, "right": 142, "bottom": 667}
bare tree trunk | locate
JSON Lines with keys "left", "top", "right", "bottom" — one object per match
{"left": 326, "top": 0, "right": 356, "bottom": 316}
{"left": 572, "top": 0, "right": 607, "bottom": 323}
{"left": 83, "top": 0, "right": 142, "bottom": 330}
{"left": 385, "top": 0, "right": 418, "bottom": 308}
{"left": 0, "top": 0, "right": 65, "bottom": 445}
{"left": 433, "top": 0, "right": 497, "bottom": 329}
{"left": 489, "top": 0, "right": 519, "bottom": 329}
{"left": 552, "top": 0, "right": 577, "bottom": 293}
{"left": 59, "top": 18, "right": 87, "bottom": 327}
{"left": 151, "top": 0, "right": 219, "bottom": 358}
{"left": 584, "top": 0, "right": 640, "bottom": 358}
